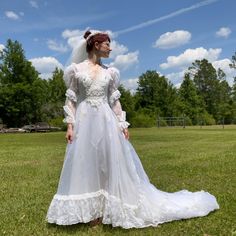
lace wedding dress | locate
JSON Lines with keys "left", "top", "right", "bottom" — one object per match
{"left": 46, "top": 60, "right": 219, "bottom": 229}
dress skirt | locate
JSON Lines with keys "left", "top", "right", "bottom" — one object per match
{"left": 46, "top": 101, "right": 219, "bottom": 229}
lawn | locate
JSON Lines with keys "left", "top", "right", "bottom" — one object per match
{"left": 0, "top": 126, "right": 235, "bottom": 236}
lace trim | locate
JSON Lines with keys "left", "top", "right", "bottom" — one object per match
{"left": 65, "top": 89, "right": 77, "bottom": 102}
{"left": 85, "top": 98, "right": 107, "bottom": 107}
{"left": 63, "top": 105, "right": 75, "bottom": 124}
{"left": 46, "top": 189, "right": 219, "bottom": 229}
{"left": 109, "top": 90, "right": 121, "bottom": 106}
{"left": 46, "top": 190, "right": 140, "bottom": 228}
{"left": 118, "top": 121, "right": 130, "bottom": 131}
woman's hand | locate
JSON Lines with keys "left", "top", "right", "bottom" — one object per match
{"left": 66, "top": 124, "right": 73, "bottom": 144}
{"left": 123, "top": 128, "right": 129, "bottom": 140}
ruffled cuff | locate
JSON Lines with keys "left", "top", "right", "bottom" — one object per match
{"left": 118, "top": 121, "right": 130, "bottom": 131}
{"left": 65, "top": 89, "right": 77, "bottom": 102}
{"left": 116, "top": 111, "right": 130, "bottom": 131}
{"left": 63, "top": 105, "right": 75, "bottom": 125}
{"left": 109, "top": 90, "right": 121, "bottom": 106}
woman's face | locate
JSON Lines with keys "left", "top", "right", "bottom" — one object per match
{"left": 96, "top": 40, "right": 112, "bottom": 58}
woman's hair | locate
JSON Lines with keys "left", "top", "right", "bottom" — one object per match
{"left": 84, "top": 30, "right": 111, "bottom": 53}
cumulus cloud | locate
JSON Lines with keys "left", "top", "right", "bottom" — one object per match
{"left": 160, "top": 58, "right": 235, "bottom": 88}
{"left": 165, "top": 70, "right": 187, "bottom": 87}
{"left": 110, "top": 41, "right": 128, "bottom": 59}
{"left": 47, "top": 39, "right": 68, "bottom": 53}
{"left": 62, "top": 28, "right": 115, "bottom": 49}
{"left": 62, "top": 29, "right": 86, "bottom": 50}
{"left": 160, "top": 47, "right": 221, "bottom": 69}
{"left": 121, "top": 78, "right": 139, "bottom": 93}
{"left": 30, "top": 57, "right": 64, "bottom": 79}
{"left": 109, "top": 51, "right": 139, "bottom": 71}
{"left": 62, "top": 29, "right": 84, "bottom": 39}
{"left": 0, "top": 44, "right": 5, "bottom": 52}
{"left": 61, "top": 28, "right": 139, "bottom": 71}
{"left": 29, "top": 0, "right": 39, "bottom": 8}
{"left": 216, "top": 27, "right": 231, "bottom": 38}
{"left": 212, "top": 58, "right": 236, "bottom": 85}
{"left": 154, "top": 30, "right": 191, "bottom": 49}
{"left": 5, "top": 11, "right": 20, "bottom": 20}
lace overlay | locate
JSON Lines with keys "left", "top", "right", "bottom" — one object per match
{"left": 62, "top": 60, "right": 130, "bottom": 129}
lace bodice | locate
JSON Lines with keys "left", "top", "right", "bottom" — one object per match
{"left": 63, "top": 60, "right": 130, "bottom": 130}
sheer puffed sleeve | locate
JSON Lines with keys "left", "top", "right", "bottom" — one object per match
{"left": 108, "top": 67, "right": 130, "bottom": 131}
{"left": 63, "top": 63, "right": 78, "bottom": 126}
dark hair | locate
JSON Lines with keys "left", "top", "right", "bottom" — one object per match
{"left": 84, "top": 30, "right": 111, "bottom": 53}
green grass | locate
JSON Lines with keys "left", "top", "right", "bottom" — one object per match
{"left": 0, "top": 126, "right": 235, "bottom": 236}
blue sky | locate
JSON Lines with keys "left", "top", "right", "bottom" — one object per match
{"left": 1, "top": 0, "right": 236, "bottom": 91}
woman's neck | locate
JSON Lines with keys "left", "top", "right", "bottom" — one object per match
{"left": 88, "top": 53, "right": 101, "bottom": 65}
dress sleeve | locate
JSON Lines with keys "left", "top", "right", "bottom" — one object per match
{"left": 63, "top": 63, "right": 78, "bottom": 126}
{"left": 108, "top": 67, "right": 130, "bottom": 131}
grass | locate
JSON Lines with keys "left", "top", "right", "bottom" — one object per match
{"left": 0, "top": 126, "right": 235, "bottom": 236}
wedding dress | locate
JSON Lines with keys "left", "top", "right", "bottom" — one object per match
{"left": 46, "top": 60, "right": 219, "bottom": 229}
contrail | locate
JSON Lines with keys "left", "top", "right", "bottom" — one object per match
{"left": 114, "top": 0, "right": 219, "bottom": 36}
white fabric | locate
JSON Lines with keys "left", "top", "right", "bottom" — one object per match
{"left": 46, "top": 61, "right": 219, "bottom": 229}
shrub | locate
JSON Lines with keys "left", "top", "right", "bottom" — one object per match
{"left": 48, "top": 117, "right": 67, "bottom": 131}
{"left": 130, "top": 113, "right": 156, "bottom": 128}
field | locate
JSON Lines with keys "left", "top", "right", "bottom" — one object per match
{"left": 0, "top": 126, "right": 235, "bottom": 236}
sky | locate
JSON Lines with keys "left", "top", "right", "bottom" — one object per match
{"left": 1, "top": 0, "right": 236, "bottom": 92}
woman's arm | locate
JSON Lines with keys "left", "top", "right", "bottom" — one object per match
{"left": 63, "top": 64, "right": 78, "bottom": 143}
{"left": 108, "top": 67, "right": 130, "bottom": 139}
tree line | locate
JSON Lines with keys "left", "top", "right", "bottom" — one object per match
{"left": 0, "top": 39, "right": 236, "bottom": 128}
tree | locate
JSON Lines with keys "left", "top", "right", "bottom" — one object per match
{"left": 118, "top": 84, "right": 135, "bottom": 123}
{"left": 229, "top": 53, "right": 236, "bottom": 123}
{"left": 178, "top": 73, "right": 204, "bottom": 124}
{"left": 188, "top": 59, "right": 221, "bottom": 121}
{"left": 0, "top": 39, "right": 44, "bottom": 127}
{"left": 136, "top": 70, "right": 178, "bottom": 117}
{"left": 216, "top": 69, "right": 232, "bottom": 123}
{"left": 41, "top": 67, "right": 66, "bottom": 121}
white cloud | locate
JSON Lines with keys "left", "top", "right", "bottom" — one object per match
{"left": 216, "top": 27, "right": 231, "bottom": 38}
{"left": 61, "top": 28, "right": 139, "bottom": 71}
{"left": 160, "top": 47, "right": 222, "bottom": 69}
{"left": 5, "top": 11, "right": 20, "bottom": 20}
{"left": 165, "top": 70, "right": 186, "bottom": 86}
{"left": 0, "top": 44, "right": 5, "bottom": 52}
{"left": 47, "top": 39, "right": 68, "bottom": 53}
{"left": 154, "top": 30, "right": 191, "bottom": 49}
{"left": 109, "top": 51, "right": 139, "bottom": 71}
{"left": 110, "top": 41, "right": 128, "bottom": 59}
{"left": 121, "top": 78, "right": 139, "bottom": 93}
{"left": 30, "top": 57, "right": 64, "bottom": 79}
{"left": 62, "top": 28, "right": 115, "bottom": 49}
{"left": 29, "top": 0, "right": 39, "bottom": 8}
{"left": 62, "top": 29, "right": 86, "bottom": 50}
{"left": 160, "top": 58, "right": 235, "bottom": 88}
{"left": 212, "top": 58, "right": 236, "bottom": 85}
{"left": 62, "top": 29, "right": 84, "bottom": 39}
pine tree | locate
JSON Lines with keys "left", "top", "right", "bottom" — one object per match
{"left": 178, "top": 73, "right": 204, "bottom": 124}
{"left": 0, "top": 39, "right": 44, "bottom": 127}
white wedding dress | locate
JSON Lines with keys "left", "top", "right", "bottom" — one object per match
{"left": 46, "top": 60, "right": 219, "bottom": 229}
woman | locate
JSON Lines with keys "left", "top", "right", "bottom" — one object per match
{"left": 46, "top": 30, "right": 219, "bottom": 229}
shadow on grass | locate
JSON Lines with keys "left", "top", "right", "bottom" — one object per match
{"left": 45, "top": 221, "right": 146, "bottom": 235}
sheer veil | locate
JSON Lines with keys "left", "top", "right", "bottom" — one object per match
{"left": 65, "top": 30, "right": 104, "bottom": 66}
